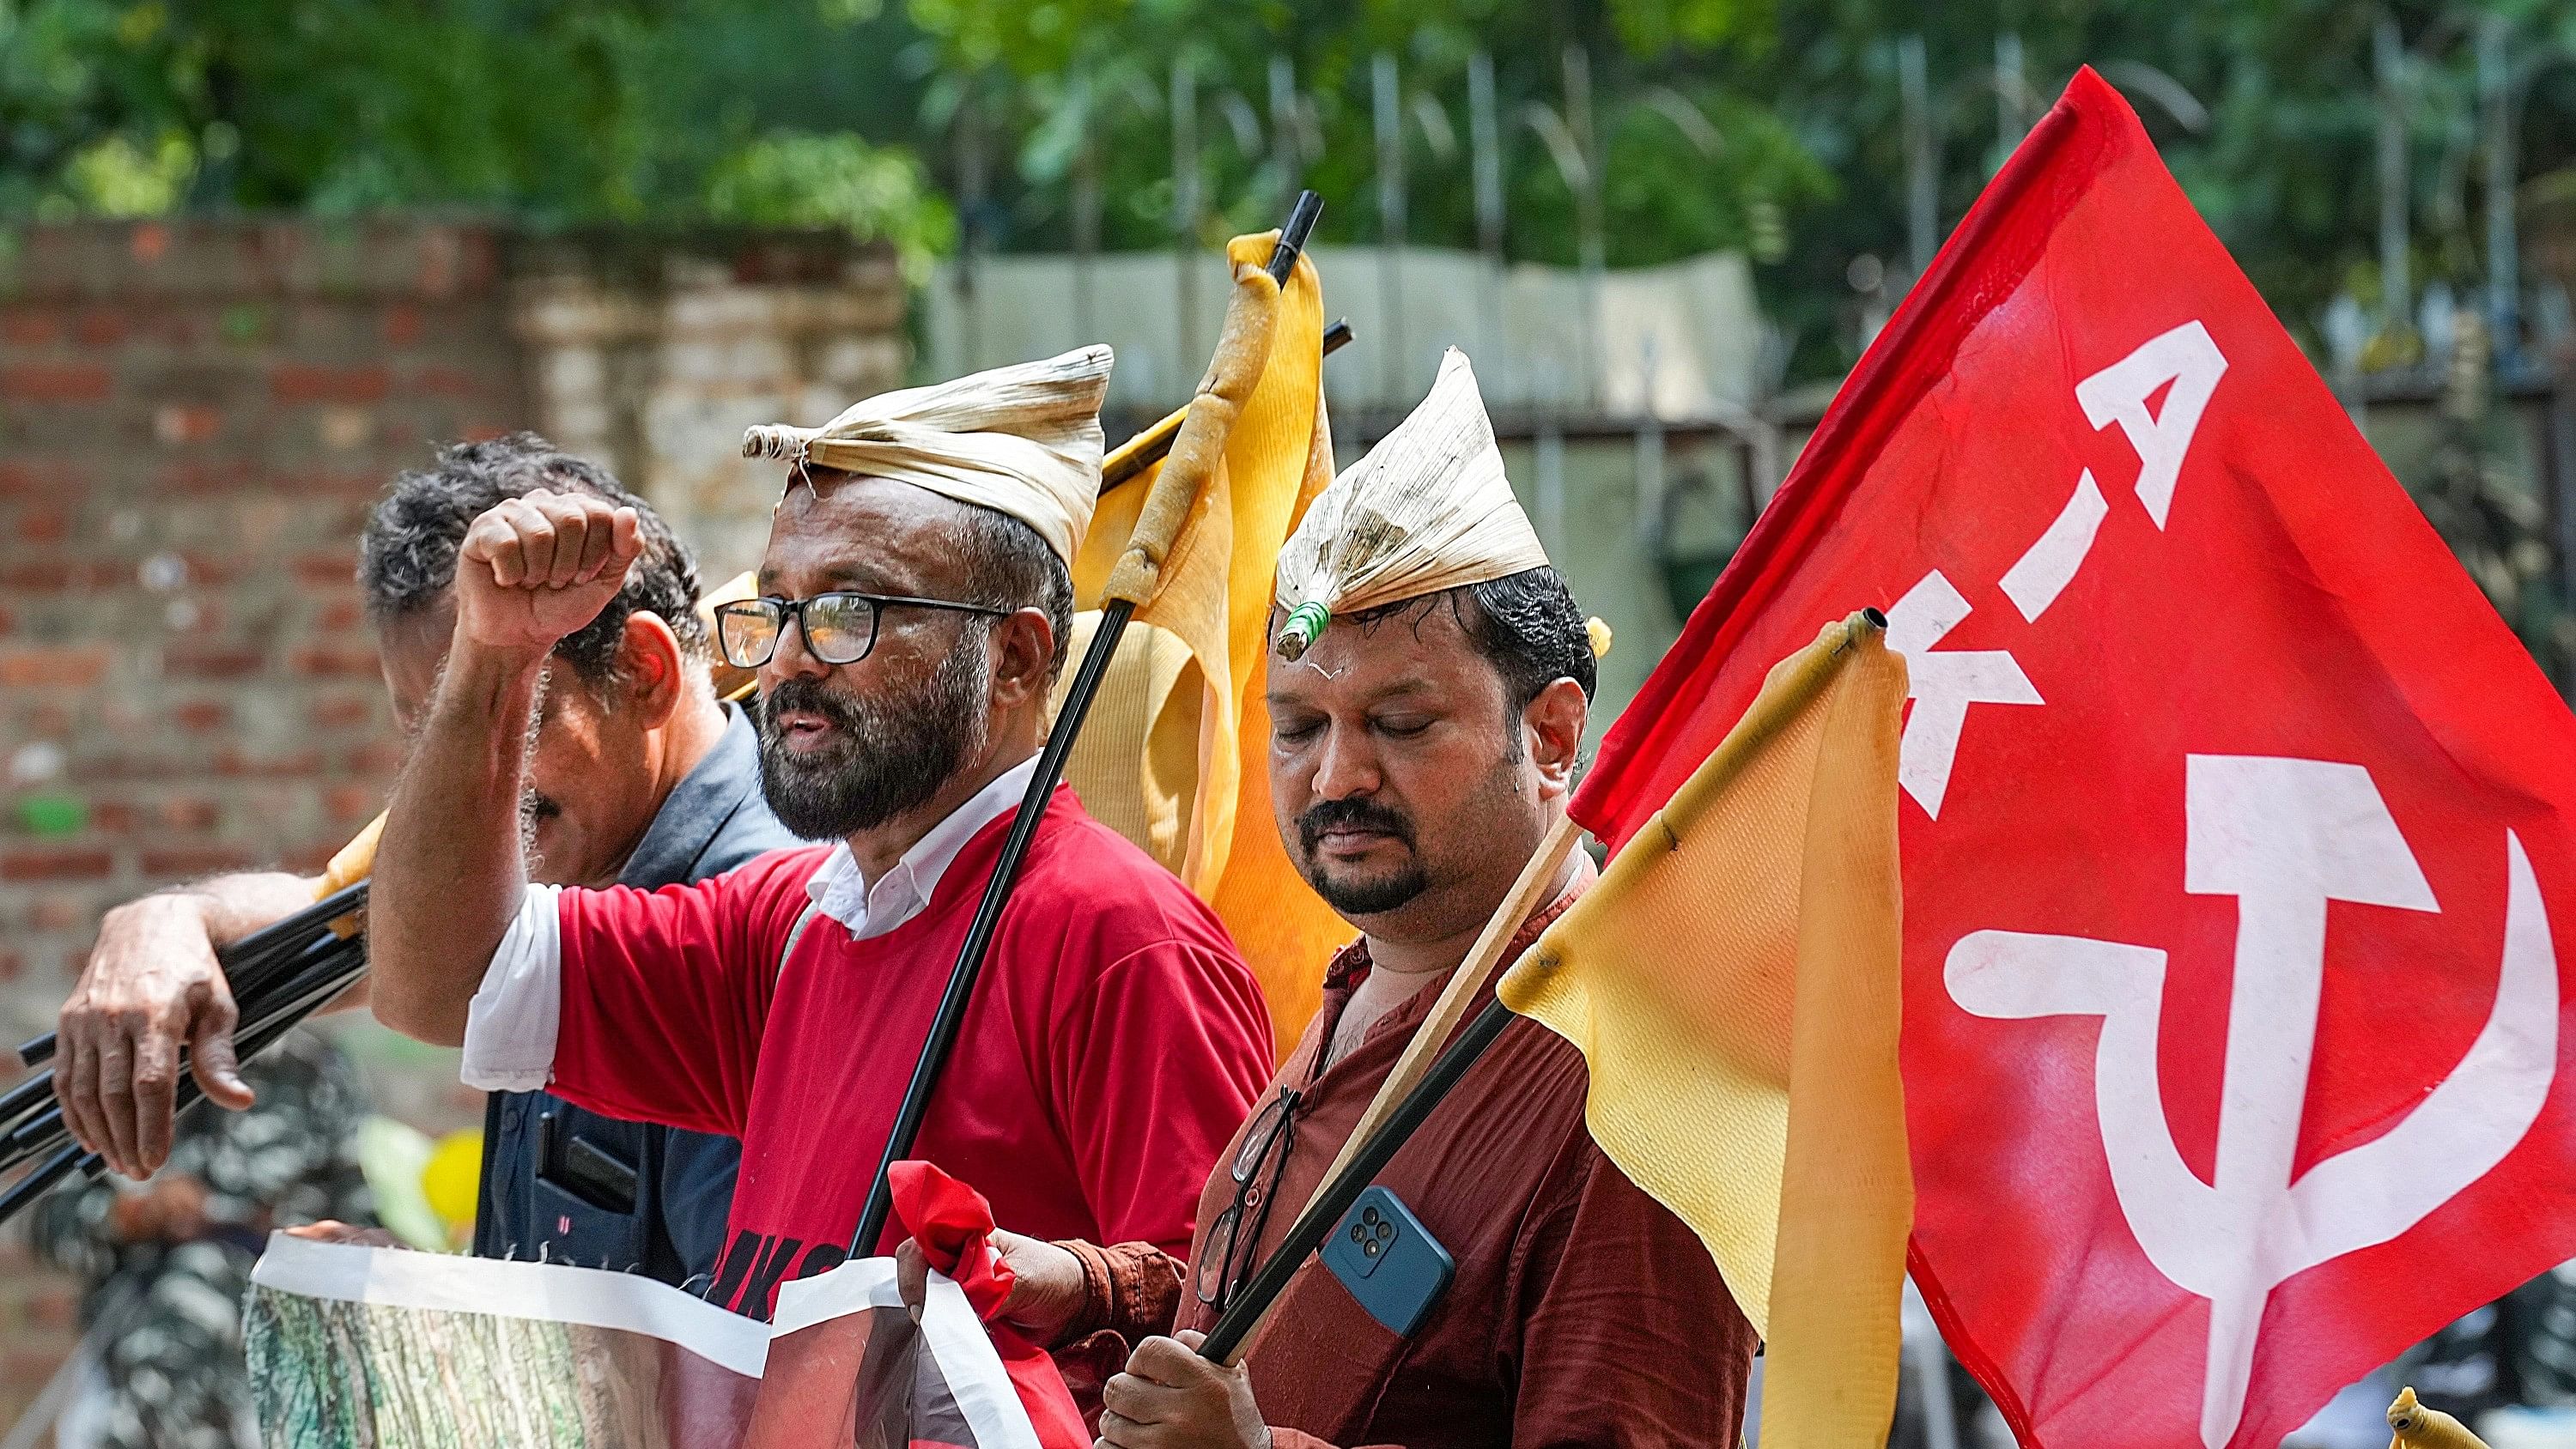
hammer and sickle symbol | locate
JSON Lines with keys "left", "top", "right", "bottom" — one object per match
{"left": 1946, "top": 754, "right": 2559, "bottom": 1449}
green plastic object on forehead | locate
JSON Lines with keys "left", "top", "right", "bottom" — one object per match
{"left": 1275, "top": 600, "right": 1333, "bottom": 661}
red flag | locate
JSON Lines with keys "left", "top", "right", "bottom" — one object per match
{"left": 1582, "top": 68, "right": 2576, "bottom": 1449}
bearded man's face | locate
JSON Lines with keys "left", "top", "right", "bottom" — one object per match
{"left": 757, "top": 620, "right": 990, "bottom": 839}
{"left": 1263, "top": 597, "right": 1563, "bottom": 945}
{"left": 745, "top": 472, "right": 1026, "bottom": 842}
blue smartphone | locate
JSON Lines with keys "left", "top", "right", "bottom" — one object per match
{"left": 1321, "top": 1185, "right": 1455, "bottom": 1337}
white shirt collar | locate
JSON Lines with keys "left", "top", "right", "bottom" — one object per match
{"left": 805, "top": 755, "right": 1045, "bottom": 940}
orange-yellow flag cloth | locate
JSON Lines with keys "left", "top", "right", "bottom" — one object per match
{"left": 1063, "top": 234, "right": 1350, "bottom": 1060}
{"left": 1498, "top": 610, "right": 1912, "bottom": 1449}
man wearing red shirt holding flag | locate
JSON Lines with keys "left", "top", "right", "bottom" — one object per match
{"left": 1572, "top": 68, "right": 2576, "bottom": 1449}
{"left": 362, "top": 346, "right": 1276, "bottom": 1321}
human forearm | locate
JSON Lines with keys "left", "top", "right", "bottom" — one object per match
{"left": 173, "top": 874, "right": 373, "bottom": 1015}
{"left": 161, "top": 871, "right": 323, "bottom": 945}
{"left": 1058, "top": 1238, "right": 1185, "bottom": 1346}
{"left": 374, "top": 488, "right": 641, "bottom": 1045}
{"left": 369, "top": 637, "right": 547, "bottom": 1045}
{"left": 154, "top": 869, "right": 370, "bottom": 1015}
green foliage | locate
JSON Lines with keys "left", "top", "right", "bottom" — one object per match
{"left": 705, "top": 133, "right": 958, "bottom": 279}
{"left": 7, "top": 0, "right": 2573, "bottom": 389}
{"left": 0, "top": 0, "right": 943, "bottom": 231}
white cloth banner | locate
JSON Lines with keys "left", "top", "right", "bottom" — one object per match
{"left": 246, "top": 1233, "right": 1039, "bottom": 1449}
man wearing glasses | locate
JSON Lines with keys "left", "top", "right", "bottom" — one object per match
{"left": 934, "top": 357, "right": 1757, "bottom": 1447}
{"left": 361, "top": 347, "right": 1276, "bottom": 1320}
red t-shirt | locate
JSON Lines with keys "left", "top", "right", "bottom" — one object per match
{"left": 544, "top": 786, "right": 1274, "bottom": 1319}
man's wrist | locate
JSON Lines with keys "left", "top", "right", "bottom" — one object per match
{"left": 135, "top": 876, "right": 296, "bottom": 951}
{"left": 94, "top": 888, "right": 217, "bottom": 955}
{"left": 443, "top": 636, "right": 553, "bottom": 694}
{"left": 148, "top": 886, "right": 222, "bottom": 921}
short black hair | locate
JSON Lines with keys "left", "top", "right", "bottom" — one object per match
{"left": 1455, "top": 567, "right": 1597, "bottom": 711}
{"left": 949, "top": 502, "right": 1075, "bottom": 680}
{"left": 1341, "top": 566, "right": 1597, "bottom": 717}
{"left": 358, "top": 433, "right": 706, "bottom": 688}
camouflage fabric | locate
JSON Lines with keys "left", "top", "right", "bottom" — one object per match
{"left": 24, "top": 1029, "right": 375, "bottom": 1449}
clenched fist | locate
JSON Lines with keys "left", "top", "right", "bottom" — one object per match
{"left": 454, "top": 489, "right": 643, "bottom": 658}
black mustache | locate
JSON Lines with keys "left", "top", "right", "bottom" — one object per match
{"left": 1297, "top": 797, "right": 1415, "bottom": 852}
{"left": 762, "top": 678, "right": 864, "bottom": 732}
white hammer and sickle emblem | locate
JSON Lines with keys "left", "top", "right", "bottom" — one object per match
{"left": 1946, "top": 755, "right": 2559, "bottom": 1449}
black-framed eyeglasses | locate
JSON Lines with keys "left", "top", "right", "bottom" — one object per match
{"left": 1195, "top": 1085, "right": 1303, "bottom": 1313}
{"left": 712, "top": 592, "right": 1008, "bottom": 670}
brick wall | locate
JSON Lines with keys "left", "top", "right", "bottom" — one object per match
{"left": 514, "top": 235, "right": 909, "bottom": 579}
{"left": 0, "top": 219, "right": 903, "bottom": 1428}
{"left": 0, "top": 220, "right": 528, "bottom": 1028}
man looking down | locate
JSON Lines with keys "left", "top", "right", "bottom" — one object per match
{"left": 924, "top": 352, "right": 1757, "bottom": 1446}
{"left": 364, "top": 347, "right": 1275, "bottom": 1318}
{"left": 53, "top": 435, "right": 780, "bottom": 1288}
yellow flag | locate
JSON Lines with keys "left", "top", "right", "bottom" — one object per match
{"left": 1063, "top": 235, "right": 1350, "bottom": 1058}
{"left": 1498, "top": 611, "right": 1911, "bottom": 1449}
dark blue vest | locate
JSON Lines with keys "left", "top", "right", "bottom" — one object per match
{"left": 471, "top": 704, "right": 796, "bottom": 1290}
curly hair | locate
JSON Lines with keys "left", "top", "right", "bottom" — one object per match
{"left": 1338, "top": 567, "right": 1597, "bottom": 720}
{"left": 1453, "top": 567, "right": 1596, "bottom": 711}
{"left": 358, "top": 433, "right": 706, "bottom": 688}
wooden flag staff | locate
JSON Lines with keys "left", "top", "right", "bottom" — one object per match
{"left": 847, "top": 190, "right": 1326, "bottom": 1257}
{"left": 1196, "top": 815, "right": 1580, "bottom": 1365}
{"left": 1292, "top": 818, "right": 1577, "bottom": 1237}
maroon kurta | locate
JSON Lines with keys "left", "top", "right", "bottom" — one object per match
{"left": 1060, "top": 863, "right": 1757, "bottom": 1448}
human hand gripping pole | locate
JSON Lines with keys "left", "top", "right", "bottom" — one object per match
{"left": 845, "top": 190, "right": 1323, "bottom": 1258}
{"left": 1, "top": 875, "right": 376, "bottom": 1223}
{"left": 5, "top": 815, "right": 377, "bottom": 1194}
{"left": 1185, "top": 819, "right": 1581, "bottom": 1366}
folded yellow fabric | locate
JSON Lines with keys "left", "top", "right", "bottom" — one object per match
{"left": 1500, "top": 613, "right": 1911, "bottom": 1449}
{"left": 1064, "top": 234, "right": 1350, "bottom": 1058}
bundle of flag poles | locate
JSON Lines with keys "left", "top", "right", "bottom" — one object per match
{"left": 0, "top": 881, "right": 373, "bottom": 1224}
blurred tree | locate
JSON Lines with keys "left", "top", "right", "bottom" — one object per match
{"left": 0, "top": 0, "right": 944, "bottom": 239}
{"left": 704, "top": 133, "right": 956, "bottom": 279}
{"left": 9, "top": 0, "right": 2576, "bottom": 387}
{"left": 896, "top": 0, "right": 2576, "bottom": 384}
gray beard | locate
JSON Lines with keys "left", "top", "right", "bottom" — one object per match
{"left": 756, "top": 625, "right": 992, "bottom": 840}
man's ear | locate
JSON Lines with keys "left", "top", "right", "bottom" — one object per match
{"left": 987, "top": 607, "right": 1057, "bottom": 710}
{"left": 1523, "top": 677, "right": 1589, "bottom": 803}
{"left": 617, "top": 611, "right": 687, "bottom": 730}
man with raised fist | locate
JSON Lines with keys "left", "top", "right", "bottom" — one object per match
{"left": 363, "top": 350, "right": 1274, "bottom": 1319}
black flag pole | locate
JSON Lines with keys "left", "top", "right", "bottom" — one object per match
{"left": 847, "top": 190, "right": 1326, "bottom": 1258}
{"left": 1199, "top": 996, "right": 1516, "bottom": 1362}
{"left": 0, "top": 918, "right": 371, "bottom": 1222}
{"left": 15, "top": 879, "right": 370, "bottom": 1070}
